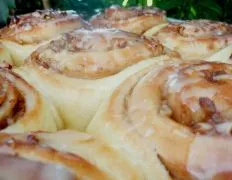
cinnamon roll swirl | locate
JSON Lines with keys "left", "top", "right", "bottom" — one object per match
{"left": 87, "top": 60, "right": 232, "bottom": 179}
{"left": 0, "top": 130, "right": 143, "bottom": 179}
{"left": 15, "top": 28, "right": 170, "bottom": 131}
{"left": 146, "top": 20, "right": 232, "bottom": 62}
{"left": 90, "top": 6, "right": 167, "bottom": 35}
{"left": 0, "top": 64, "right": 62, "bottom": 133}
{"left": 0, "top": 9, "right": 89, "bottom": 66}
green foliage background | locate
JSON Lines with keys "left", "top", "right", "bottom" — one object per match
{"left": 0, "top": 0, "right": 231, "bottom": 27}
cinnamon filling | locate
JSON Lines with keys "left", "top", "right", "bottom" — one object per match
{"left": 0, "top": 78, "right": 25, "bottom": 130}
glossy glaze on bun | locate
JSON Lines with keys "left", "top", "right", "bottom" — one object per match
{"left": 1, "top": 6, "right": 232, "bottom": 180}
{"left": 88, "top": 60, "right": 232, "bottom": 180}
{"left": 15, "top": 28, "right": 169, "bottom": 131}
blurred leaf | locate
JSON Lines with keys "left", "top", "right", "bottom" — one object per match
{"left": 156, "top": 0, "right": 182, "bottom": 10}
{"left": 198, "top": 0, "right": 222, "bottom": 15}
{"left": 103, "top": 0, "right": 123, "bottom": 7}
{"left": 0, "top": 0, "right": 15, "bottom": 24}
{"left": 0, "top": 1, "right": 8, "bottom": 23}
{"left": 125, "top": 0, "right": 137, "bottom": 6}
{"left": 6, "top": 0, "right": 15, "bottom": 8}
{"left": 189, "top": 5, "right": 197, "bottom": 18}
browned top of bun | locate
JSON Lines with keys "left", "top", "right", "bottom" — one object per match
{"left": 154, "top": 20, "right": 232, "bottom": 59}
{"left": 94, "top": 5, "right": 165, "bottom": 20}
{"left": 90, "top": 6, "right": 166, "bottom": 34}
{"left": 162, "top": 20, "right": 232, "bottom": 37}
{"left": 0, "top": 9, "right": 90, "bottom": 45}
{"left": 47, "top": 28, "right": 143, "bottom": 52}
{"left": 28, "top": 28, "right": 164, "bottom": 79}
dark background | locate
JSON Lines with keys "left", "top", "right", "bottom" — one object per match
{"left": 0, "top": 0, "right": 232, "bottom": 27}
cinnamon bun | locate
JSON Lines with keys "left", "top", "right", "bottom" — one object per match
{"left": 15, "top": 28, "right": 171, "bottom": 131}
{"left": 0, "top": 130, "right": 143, "bottom": 179}
{"left": 90, "top": 6, "right": 167, "bottom": 35}
{"left": 0, "top": 9, "right": 89, "bottom": 66}
{"left": 0, "top": 64, "right": 62, "bottom": 133}
{"left": 87, "top": 60, "right": 232, "bottom": 179}
{"left": 146, "top": 20, "right": 232, "bottom": 62}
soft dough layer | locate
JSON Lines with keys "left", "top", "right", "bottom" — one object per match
{"left": 0, "top": 130, "right": 144, "bottom": 180}
{"left": 14, "top": 28, "right": 171, "bottom": 131}
{"left": 0, "top": 9, "right": 89, "bottom": 66}
{"left": 146, "top": 20, "right": 232, "bottom": 62}
{"left": 0, "top": 43, "right": 13, "bottom": 65}
{"left": 90, "top": 5, "right": 167, "bottom": 35}
{"left": 0, "top": 64, "right": 62, "bottom": 133}
{"left": 87, "top": 60, "right": 232, "bottom": 180}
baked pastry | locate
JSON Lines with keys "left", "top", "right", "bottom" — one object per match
{"left": 0, "top": 130, "right": 144, "bottom": 179}
{"left": 143, "top": 18, "right": 183, "bottom": 37}
{"left": 0, "top": 9, "right": 89, "bottom": 66}
{"left": 14, "top": 28, "right": 170, "bottom": 131}
{"left": 90, "top": 5, "right": 167, "bottom": 35}
{"left": 87, "top": 60, "right": 232, "bottom": 179}
{"left": 0, "top": 43, "right": 13, "bottom": 65}
{"left": 145, "top": 20, "right": 232, "bottom": 62}
{"left": 0, "top": 63, "right": 62, "bottom": 133}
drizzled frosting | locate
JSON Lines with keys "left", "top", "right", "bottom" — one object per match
{"left": 158, "top": 62, "right": 232, "bottom": 135}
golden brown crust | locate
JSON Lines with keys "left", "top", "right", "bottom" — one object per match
{"left": 28, "top": 28, "right": 164, "bottom": 79}
{"left": 87, "top": 60, "right": 232, "bottom": 180}
{"left": 154, "top": 20, "right": 232, "bottom": 60}
{"left": 90, "top": 6, "right": 167, "bottom": 34}
{"left": 0, "top": 9, "right": 90, "bottom": 45}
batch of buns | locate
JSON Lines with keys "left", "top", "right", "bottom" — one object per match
{"left": 0, "top": 5, "right": 231, "bottom": 180}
